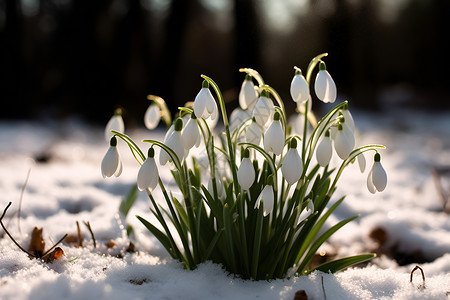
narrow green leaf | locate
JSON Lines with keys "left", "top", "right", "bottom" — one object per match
{"left": 306, "top": 254, "right": 376, "bottom": 274}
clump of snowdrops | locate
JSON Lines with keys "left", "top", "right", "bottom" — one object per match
{"left": 101, "top": 53, "right": 387, "bottom": 280}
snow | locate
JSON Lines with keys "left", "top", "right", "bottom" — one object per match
{"left": 1, "top": 110, "right": 450, "bottom": 300}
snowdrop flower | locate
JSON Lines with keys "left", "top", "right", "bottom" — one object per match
{"left": 281, "top": 139, "right": 303, "bottom": 185}
{"left": 290, "top": 69, "right": 310, "bottom": 103}
{"left": 367, "top": 153, "right": 387, "bottom": 193}
{"left": 296, "top": 95, "right": 312, "bottom": 115}
{"left": 101, "top": 136, "right": 122, "bottom": 178}
{"left": 137, "top": 148, "right": 159, "bottom": 191}
{"left": 239, "top": 75, "right": 258, "bottom": 110}
{"left": 264, "top": 112, "right": 285, "bottom": 156}
{"left": 194, "top": 80, "right": 218, "bottom": 121}
{"left": 144, "top": 103, "right": 161, "bottom": 130}
{"left": 254, "top": 175, "right": 275, "bottom": 216}
{"left": 253, "top": 89, "right": 274, "bottom": 127}
{"left": 334, "top": 124, "right": 354, "bottom": 160}
{"left": 237, "top": 149, "right": 255, "bottom": 190}
{"left": 160, "top": 118, "right": 186, "bottom": 165}
{"left": 314, "top": 61, "right": 336, "bottom": 103}
{"left": 341, "top": 105, "right": 355, "bottom": 132}
{"left": 306, "top": 199, "right": 314, "bottom": 214}
{"left": 316, "top": 130, "right": 333, "bottom": 167}
{"left": 245, "top": 117, "right": 263, "bottom": 145}
{"left": 182, "top": 113, "right": 201, "bottom": 150}
{"left": 105, "top": 109, "right": 124, "bottom": 141}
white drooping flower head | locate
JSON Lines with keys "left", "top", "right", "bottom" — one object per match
{"left": 245, "top": 117, "right": 263, "bottom": 146}
{"left": 159, "top": 118, "right": 186, "bottom": 166}
{"left": 237, "top": 148, "right": 255, "bottom": 190}
{"left": 105, "top": 108, "right": 125, "bottom": 141}
{"left": 182, "top": 113, "right": 201, "bottom": 150}
{"left": 137, "top": 147, "right": 159, "bottom": 191}
{"left": 254, "top": 175, "right": 275, "bottom": 217}
{"left": 341, "top": 104, "right": 355, "bottom": 132}
{"left": 194, "top": 80, "right": 218, "bottom": 121}
{"left": 253, "top": 89, "right": 274, "bottom": 127}
{"left": 356, "top": 150, "right": 366, "bottom": 173}
{"left": 263, "top": 111, "right": 285, "bottom": 156}
{"left": 316, "top": 130, "right": 333, "bottom": 167}
{"left": 101, "top": 136, "right": 122, "bottom": 178}
{"left": 281, "top": 138, "right": 303, "bottom": 185}
{"left": 314, "top": 61, "right": 337, "bottom": 103}
{"left": 239, "top": 74, "right": 258, "bottom": 110}
{"left": 334, "top": 124, "right": 354, "bottom": 160}
{"left": 144, "top": 103, "right": 161, "bottom": 130}
{"left": 290, "top": 69, "right": 310, "bottom": 103}
{"left": 367, "top": 153, "right": 387, "bottom": 194}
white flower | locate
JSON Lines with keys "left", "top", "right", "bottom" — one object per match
{"left": 160, "top": 118, "right": 186, "bottom": 165}
{"left": 367, "top": 153, "right": 387, "bottom": 193}
{"left": 105, "top": 109, "right": 124, "bottom": 141}
{"left": 314, "top": 62, "right": 336, "bottom": 103}
{"left": 101, "top": 137, "right": 122, "bottom": 178}
{"left": 341, "top": 106, "right": 355, "bottom": 132}
{"left": 237, "top": 149, "right": 255, "bottom": 190}
{"left": 239, "top": 75, "right": 258, "bottom": 110}
{"left": 263, "top": 112, "right": 285, "bottom": 156}
{"left": 316, "top": 131, "right": 333, "bottom": 167}
{"left": 245, "top": 118, "right": 263, "bottom": 145}
{"left": 296, "top": 95, "right": 312, "bottom": 115}
{"left": 254, "top": 177, "right": 274, "bottom": 217}
{"left": 230, "top": 108, "right": 252, "bottom": 133}
{"left": 193, "top": 80, "right": 218, "bottom": 120}
{"left": 306, "top": 200, "right": 314, "bottom": 214}
{"left": 182, "top": 114, "right": 201, "bottom": 150}
{"left": 281, "top": 139, "right": 303, "bottom": 185}
{"left": 144, "top": 103, "right": 161, "bottom": 130}
{"left": 137, "top": 148, "right": 159, "bottom": 191}
{"left": 334, "top": 124, "right": 353, "bottom": 160}
{"left": 253, "top": 90, "right": 274, "bottom": 126}
{"left": 290, "top": 69, "right": 310, "bottom": 103}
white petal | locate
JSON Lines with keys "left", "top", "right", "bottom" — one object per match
{"left": 144, "top": 104, "right": 161, "bottom": 130}
{"left": 372, "top": 161, "right": 387, "bottom": 192}
{"left": 239, "top": 79, "right": 258, "bottom": 110}
{"left": 334, "top": 129, "right": 352, "bottom": 160}
{"left": 167, "top": 131, "right": 185, "bottom": 164}
{"left": 237, "top": 158, "right": 255, "bottom": 190}
{"left": 357, "top": 152, "right": 366, "bottom": 173}
{"left": 182, "top": 118, "right": 200, "bottom": 150}
{"left": 281, "top": 148, "right": 303, "bottom": 184}
{"left": 253, "top": 96, "right": 274, "bottom": 126}
{"left": 105, "top": 115, "right": 124, "bottom": 141}
{"left": 101, "top": 146, "right": 120, "bottom": 178}
{"left": 205, "top": 89, "right": 218, "bottom": 117}
{"left": 255, "top": 185, "right": 274, "bottom": 216}
{"left": 114, "top": 155, "right": 122, "bottom": 177}
{"left": 264, "top": 120, "right": 285, "bottom": 155}
{"left": 230, "top": 108, "right": 251, "bottom": 133}
{"left": 137, "top": 157, "right": 159, "bottom": 191}
{"left": 342, "top": 109, "right": 355, "bottom": 132}
{"left": 367, "top": 168, "right": 377, "bottom": 194}
{"left": 193, "top": 88, "right": 208, "bottom": 118}
{"left": 245, "top": 121, "right": 262, "bottom": 145}
{"left": 290, "top": 73, "right": 310, "bottom": 103}
{"left": 316, "top": 136, "right": 332, "bottom": 167}
{"left": 314, "top": 70, "right": 337, "bottom": 103}
{"left": 296, "top": 96, "right": 312, "bottom": 114}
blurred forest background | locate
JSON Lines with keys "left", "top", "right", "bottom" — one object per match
{"left": 1, "top": 0, "right": 449, "bottom": 125}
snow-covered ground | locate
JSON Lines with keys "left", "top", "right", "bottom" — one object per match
{"left": 1, "top": 109, "right": 450, "bottom": 300}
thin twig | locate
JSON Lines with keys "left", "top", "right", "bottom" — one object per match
{"left": 321, "top": 275, "right": 327, "bottom": 300}
{"left": 41, "top": 233, "right": 68, "bottom": 258}
{"left": 17, "top": 168, "right": 31, "bottom": 234}
{"left": 83, "top": 221, "right": 96, "bottom": 248}
{"left": 76, "top": 221, "right": 83, "bottom": 247}
{"left": 410, "top": 265, "right": 426, "bottom": 289}
{"left": 0, "top": 202, "right": 32, "bottom": 256}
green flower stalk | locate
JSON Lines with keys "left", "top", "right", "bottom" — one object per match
{"left": 104, "top": 53, "right": 387, "bottom": 280}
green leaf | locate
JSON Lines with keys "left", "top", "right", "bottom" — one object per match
{"left": 306, "top": 254, "right": 376, "bottom": 274}
{"left": 118, "top": 184, "right": 139, "bottom": 218}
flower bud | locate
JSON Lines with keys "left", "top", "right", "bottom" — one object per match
{"left": 239, "top": 75, "right": 258, "bottom": 110}
{"left": 137, "top": 148, "right": 159, "bottom": 191}
{"left": 334, "top": 124, "right": 353, "bottom": 160}
{"left": 144, "top": 104, "right": 161, "bottom": 130}
{"left": 314, "top": 62, "right": 337, "bottom": 103}
{"left": 237, "top": 150, "right": 255, "bottom": 190}
{"left": 101, "top": 137, "right": 122, "bottom": 178}
{"left": 290, "top": 69, "right": 310, "bottom": 103}
{"left": 253, "top": 90, "right": 274, "bottom": 126}
{"left": 182, "top": 114, "right": 201, "bottom": 150}
{"left": 281, "top": 140, "right": 303, "bottom": 185}
{"left": 316, "top": 131, "right": 333, "bottom": 167}
{"left": 263, "top": 112, "right": 285, "bottom": 155}
{"left": 105, "top": 109, "right": 124, "bottom": 141}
